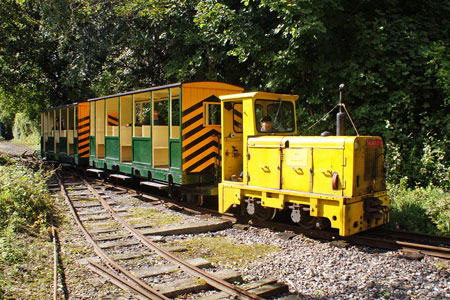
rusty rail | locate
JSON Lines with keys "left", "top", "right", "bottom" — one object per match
{"left": 80, "top": 175, "right": 264, "bottom": 300}
{"left": 56, "top": 172, "right": 170, "bottom": 300}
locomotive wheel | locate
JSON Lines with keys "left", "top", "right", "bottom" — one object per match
{"left": 298, "top": 216, "right": 316, "bottom": 229}
{"left": 297, "top": 209, "right": 316, "bottom": 229}
{"left": 168, "top": 189, "right": 183, "bottom": 202}
{"left": 193, "top": 195, "right": 204, "bottom": 207}
{"left": 185, "top": 194, "right": 204, "bottom": 207}
{"left": 252, "top": 205, "right": 277, "bottom": 222}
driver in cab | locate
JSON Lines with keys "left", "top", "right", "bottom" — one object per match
{"left": 260, "top": 116, "right": 272, "bottom": 132}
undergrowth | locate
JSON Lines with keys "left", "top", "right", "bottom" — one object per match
{"left": 388, "top": 178, "right": 450, "bottom": 236}
{"left": 12, "top": 112, "right": 40, "bottom": 150}
{"left": 0, "top": 154, "right": 55, "bottom": 298}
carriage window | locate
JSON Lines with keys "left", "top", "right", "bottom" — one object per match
{"left": 205, "top": 103, "right": 221, "bottom": 126}
{"left": 68, "top": 107, "right": 75, "bottom": 131}
{"left": 106, "top": 97, "right": 119, "bottom": 136}
{"left": 153, "top": 89, "right": 168, "bottom": 126}
{"left": 170, "top": 88, "right": 180, "bottom": 139}
{"left": 61, "top": 108, "right": 67, "bottom": 131}
{"left": 135, "top": 101, "right": 151, "bottom": 125}
{"left": 255, "top": 99, "right": 295, "bottom": 133}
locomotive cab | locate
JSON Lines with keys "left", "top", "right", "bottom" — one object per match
{"left": 218, "top": 92, "right": 389, "bottom": 236}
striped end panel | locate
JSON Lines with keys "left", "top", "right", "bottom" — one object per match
{"left": 107, "top": 113, "right": 119, "bottom": 126}
{"left": 78, "top": 104, "right": 90, "bottom": 158}
{"left": 182, "top": 95, "right": 221, "bottom": 174}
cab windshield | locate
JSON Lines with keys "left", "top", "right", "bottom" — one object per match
{"left": 255, "top": 99, "right": 295, "bottom": 133}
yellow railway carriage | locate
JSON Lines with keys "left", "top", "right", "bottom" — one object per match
{"left": 218, "top": 92, "right": 389, "bottom": 236}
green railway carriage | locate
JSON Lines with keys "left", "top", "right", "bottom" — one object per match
{"left": 41, "top": 102, "right": 90, "bottom": 165}
{"left": 87, "top": 81, "right": 243, "bottom": 192}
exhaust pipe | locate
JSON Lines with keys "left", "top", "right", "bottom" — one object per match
{"left": 336, "top": 84, "right": 346, "bottom": 136}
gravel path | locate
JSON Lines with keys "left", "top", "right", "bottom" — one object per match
{"left": 0, "top": 140, "right": 36, "bottom": 156}
{"left": 170, "top": 227, "right": 449, "bottom": 300}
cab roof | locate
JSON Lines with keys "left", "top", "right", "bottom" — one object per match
{"left": 219, "top": 91, "right": 299, "bottom": 102}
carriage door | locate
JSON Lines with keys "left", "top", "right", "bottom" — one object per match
{"left": 169, "top": 87, "right": 182, "bottom": 171}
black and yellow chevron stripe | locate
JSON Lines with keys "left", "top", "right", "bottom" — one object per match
{"left": 182, "top": 95, "right": 221, "bottom": 174}
{"left": 233, "top": 107, "right": 243, "bottom": 132}
{"left": 107, "top": 113, "right": 119, "bottom": 126}
{"left": 78, "top": 115, "right": 90, "bottom": 158}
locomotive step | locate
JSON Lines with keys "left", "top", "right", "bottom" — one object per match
{"left": 109, "top": 174, "right": 132, "bottom": 180}
{"left": 140, "top": 181, "right": 168, "bottom": 189}
{"left": 86, "top": 168, "right": 105, "bottom": 174}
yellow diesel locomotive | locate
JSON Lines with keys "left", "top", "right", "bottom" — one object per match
{"left": 41, "top": 81, "right": 389, "bottom": 236}
{"left": 218, "top": 92, "right": 389, "bottom": 236}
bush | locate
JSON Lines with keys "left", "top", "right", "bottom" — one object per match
{"left": 0, "top": 154, "right": 13, "bottom": 166}
{"left": 386, "top": 136, "right": 450, "bottom": 192}
{"left": 388, "top": 179, "right": 450, "bottom": 235}
{"left": 0, "top": 157, "right": 55, "bottom": 299}
{"left": 12, "top": 112, "right": 40, "bottom": 149}
{"left": 0, "top": 162, "right": 54, "bottom": 233}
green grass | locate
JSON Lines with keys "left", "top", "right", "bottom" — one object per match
{"left": 387, "top": 179, "right": 450, "bottom": 236}
{"left": 170, "top": 236, "right": 279, "bottom": 268}
{"left": 0, "top": 232, "right": 54, "bottom": 299}
{"left": 0, "top": 154, "right": 55, "bottom": 299}
{"left": 127, "top": 207, "right": 183, "bottom": 227}
{"left": 12, "top": 131, "right": 41, "bottom": 150}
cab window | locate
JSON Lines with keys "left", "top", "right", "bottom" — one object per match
{"left": 255, "top": 99, "right": 295, "bottom": 133}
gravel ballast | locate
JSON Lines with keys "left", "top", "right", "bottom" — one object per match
{"left": 169, "top": 225, "right": 449, "bottom": 300}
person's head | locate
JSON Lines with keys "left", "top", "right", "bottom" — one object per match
{"left": 153, "top": 108, "right": 159, "bottom": 120}
{"left": 260, "top": 116, "right": 272, "bottom": 132}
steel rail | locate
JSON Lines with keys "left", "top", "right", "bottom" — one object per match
{"left": 81, "top": 176, "right": 265, "bottom": 300}
{"left": 368, "top": 228, "right": 450, "bottom": 247}
{"left": 249, "top": 219, "right": 450, "bottom": 260}
{"left": 52, "top": 227, "right": 58, "bottom": 300}
{"left": 396, "top": 241, "right": 450, "bottom": 259}
{"left": 86, "top": 261, "right": 151, "bottom": 300}
{"left": 56, "top": 173, "right": 170, "bottom": 300}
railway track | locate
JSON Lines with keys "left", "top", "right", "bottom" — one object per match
{"left": 50, "top": 170, "right": 292, "bottom": 299}
{"left": 67, "top": 165, "right": 450, "bottom": 261}
{"left": 21, "top": 152, "right": 450, "bottom": 264}
{"left": 356, "top": 228, "right": 450, "bottom": 259}
{"left": 246, "top": 220, "right": 450, "bottom": 260}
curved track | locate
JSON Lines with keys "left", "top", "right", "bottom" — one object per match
{"left": 81, "top": 167, "right": 450, "bottom": 261}
{"left": 55, "top": 170, "right": 286, "bottom": 299}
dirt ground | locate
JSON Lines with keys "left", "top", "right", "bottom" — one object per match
{"left": 0, "top": 140, "right": 37, "bottom": 156}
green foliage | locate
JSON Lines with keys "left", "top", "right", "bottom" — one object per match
{"left": 0, "top": 161, "right": 54, "bottom": 233}
{"left": 0, "top": 0, "right": 449, "bottom": 192}
{"left": 0, "top": 230, "right": 53, "bottom": 299}
{"left": 0, "top": 154, "right": 14, "bottom": 166}
{"left": 13, "top": 112, "right": 34, "bottom": 140}
{"left": 388, "top": 180, "right": 450, "bottom": 235}
{"left": 0, "top": 157, "right": 55, "bottom": 298}
{"left": 12, "top": 112, "right": 41, "bottom": 149}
